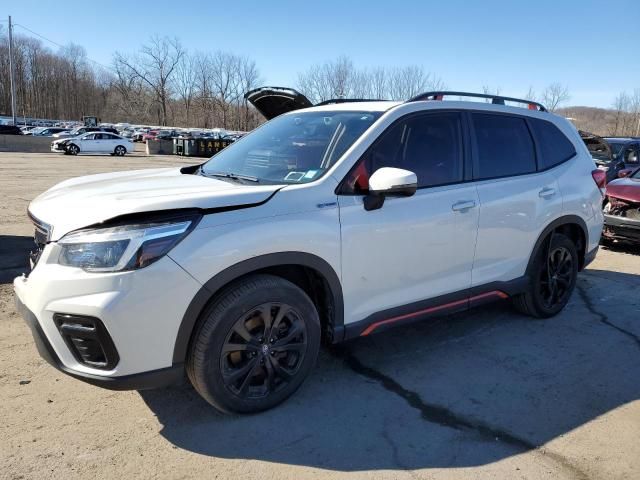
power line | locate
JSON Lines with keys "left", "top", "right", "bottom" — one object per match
{"left": 12, "top": 22, "right": 115, "bottom": 72}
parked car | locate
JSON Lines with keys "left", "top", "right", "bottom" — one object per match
{"left": 131, "top": 129, "right": 149, "bottom": 142}
{"left": 52, "top": 126, "right": 118, "bottom": 139}
{"left": 602, "top": 166, "right": 640, "bottom": 244}
{"left": 583, "top": 132, "right": 640, "bottom": 183}
{"left": 0, "top": 125, "right": 23, "bottom": 135}
{"left": 31, "top": 127, "right": 70, "bottom": 137}
{"left": 155, "top": 129, "right": 178, "bottom": 140}
{"left": 142, "top": 130, "right": 159, "bottom": 142}
{"left": 222, "top": 133, "right": 245, "bottom": 142}
{"left": 15, "top": 90, "right": 603, "bottom": 414}
{"left": 51, "top": 132, "right": 133, "bottom": 156}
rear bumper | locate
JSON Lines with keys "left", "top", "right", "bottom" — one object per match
{"left": 603, "top": 213, "right": 640, "bottom": 243}
{"left": 15, "top": 294, "right": 184, "bottom": 390}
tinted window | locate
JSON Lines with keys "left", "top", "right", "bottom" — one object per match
{"left": 472, "top": 113, "right": 536, "bottom": 179}
{"left": 529, "top": 118, "right": 576, "bottom": 169}
{"left": 344, "top": 113, "right": 463, "bottom": 192}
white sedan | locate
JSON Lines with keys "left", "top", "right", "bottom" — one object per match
{"left": 51, "top": 132, "right": 133, "bottom": 156}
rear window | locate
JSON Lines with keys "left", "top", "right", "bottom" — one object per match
{"left": 529, "top": 119, "right": 576, "bottom": 169}
{"left": 472, "top": 113, "right": 536, "bottom": 179}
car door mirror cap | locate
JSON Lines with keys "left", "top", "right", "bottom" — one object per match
{"left": 364, "top": 167, "right": 418, "bottom": 211}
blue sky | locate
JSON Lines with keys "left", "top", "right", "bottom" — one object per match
{"left": 4, "top": 0, "right": 638, "bottom": 107}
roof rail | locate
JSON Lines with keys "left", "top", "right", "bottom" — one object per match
{"left": 315, "top": 98, "right": 384, "bottom": 106}
{"left": 407, "top": 91, "right": 547, "bottom": 112}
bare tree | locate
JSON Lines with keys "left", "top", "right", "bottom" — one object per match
{"left": 298, "top": 56, "right": 444, "bottom": 102}
{"left": 114, "top": 36, "right": 184, "bottom": 125}
{"left": 297, "top": 56, "right": 355, "bottom": 103}
{"left": 173, "top": 53, "right": 197, "bottom": 126}
{"left": 541, "top": 83, "right": 570, "bottom": 112}
{"left": 237, "top": 56, "right": 262, "bottom": 130}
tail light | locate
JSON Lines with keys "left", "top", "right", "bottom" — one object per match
{"left": 592, "top": 169, "right": 607, "bottom": 195}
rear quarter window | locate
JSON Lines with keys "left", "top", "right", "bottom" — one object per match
{"left": 529, "top": 118, "right": 576, "bottom": 170}
{"left": 472, "top": 113, "right": 536, "bottom": 180}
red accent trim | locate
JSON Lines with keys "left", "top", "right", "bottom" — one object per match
{"left": 360, "top": 290, "right": 508, "bottom": 336}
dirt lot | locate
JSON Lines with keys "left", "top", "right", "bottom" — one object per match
{"left": 1, "top": 151, "right": 639, "bottom": 480}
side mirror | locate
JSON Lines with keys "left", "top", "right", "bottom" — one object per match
{"left": 364, "top": 167, "right": 417, "bottom": 211}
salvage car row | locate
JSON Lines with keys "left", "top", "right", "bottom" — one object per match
{"left": 582, "top": 132, "right": 640, "bottom": 245}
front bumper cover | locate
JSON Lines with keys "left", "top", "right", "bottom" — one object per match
{"left": 603, "top": 213, "right": 640, "bottom": 243}
{"left": 15, "top": 294, "right": 184, "bottom": 391}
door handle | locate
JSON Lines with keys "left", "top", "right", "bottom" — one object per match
{"left": 539, "top": 187, "right": 556, "bottom": 198}
{"left": 451, "top": 200, "right": 477, "bottom": 212}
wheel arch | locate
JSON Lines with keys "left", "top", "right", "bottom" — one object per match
{"left": 526, "top": 215, "right": 589, "bottom": 273}
{"left": 172, "top": 252, "right": 344, "bottom": 364}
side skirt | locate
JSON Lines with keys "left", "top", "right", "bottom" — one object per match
{"left": 341, "top": 277, "right": 528, "bottom": 340}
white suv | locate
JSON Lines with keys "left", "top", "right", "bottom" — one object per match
{"left": 14, "top": 90, "right": 604, "bottom": 413}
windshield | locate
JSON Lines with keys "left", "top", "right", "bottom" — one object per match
{"left": 201, "top": 111, "right": 381, "bottom": 184}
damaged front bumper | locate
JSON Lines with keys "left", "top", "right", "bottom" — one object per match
{"left": 603, "top": 213, "right": 640, "bottom": 243}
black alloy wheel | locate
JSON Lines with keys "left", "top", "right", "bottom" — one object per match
{"left": 187, "top": 274, "right": 321, "bottom": 413}
{"left": 538, "top": 245, "right": 574, "bottom": 309}
{"left": 513, "top": 233, "right": 578, "bottom": 318}
{"left": 221, "top": 302, "right": 307, "bottom": 399}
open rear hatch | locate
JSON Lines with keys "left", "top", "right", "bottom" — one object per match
{"left": 580, "top": 130, "right": 613, "bottom": 165}
{"left": 244, "top": 86, "right": 313, "bottom": 120}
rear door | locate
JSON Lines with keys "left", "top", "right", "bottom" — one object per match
{"left": 469, "top": 112, "right": 563, "bottom": 287}
{"left": 244, "top": 86, "right": 313, "bottom": 120}
{"left": 102, "top": 133, "right": 119, "bottom": 152}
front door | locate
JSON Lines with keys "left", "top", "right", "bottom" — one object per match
{"left": 338, "top": 112, "right": 479, "bottom": 329}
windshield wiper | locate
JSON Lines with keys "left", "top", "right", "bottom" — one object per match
{"left": 207, "top": 171, "right": 259, "bottom": 183}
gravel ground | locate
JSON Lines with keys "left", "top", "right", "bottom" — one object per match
{"left": 1, "top": 151, "right": 639, "bottom": 480}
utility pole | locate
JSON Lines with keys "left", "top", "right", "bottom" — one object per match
{"left": 8, "top": 16, "right": 18, "bottom": 126}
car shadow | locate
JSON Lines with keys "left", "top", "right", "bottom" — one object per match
{"left": 0, "top": 235, "right": 32, "bottom": 284}
{"left": 138, "top": 270, "right": 638, "bottom": 471}
{"left": 601, "top": 239, "right": 640, "bottom": 256}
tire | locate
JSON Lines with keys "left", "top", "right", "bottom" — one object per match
{"left": 67, "top": 144, "right": 79, "bottom": 155}
{"left": 513, "top": 233, "right": 578, "bottom": 318}
{"left": 114, "top": 145, "right": 126, "bottom": 156}
{"left": 187, "top": 274, "right": 321, "bottom": 414}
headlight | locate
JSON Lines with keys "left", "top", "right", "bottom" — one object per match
{"left": 57, "top": 216, "right": 199, "bottom": 272}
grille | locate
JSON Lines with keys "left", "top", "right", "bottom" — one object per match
{"left": 28, "top": 211, "right": 52, "bottom": 269}
{"left": 54, "top": 314, "right": 120, "bottom": 370}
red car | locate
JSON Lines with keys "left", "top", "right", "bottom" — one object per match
{"left": 142, "top": 130, "right": 159, "bottom": 142}
{"left": 603, "top": 167, "right": 640, "bottom": 244}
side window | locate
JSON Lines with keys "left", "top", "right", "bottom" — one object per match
{"left": 624, "top": 145, "right": 639, "bottom": 164}
{"left": 344, "top": 112, "right": 463, "bottom": 193}
{"left": 472, "top": 113, "right": 536, "bottom": 179}
{"left": 84, "top": 134, "right": 95, "bottom": 140}
{"left": 529, "top": 118, "right": 576, "bottom": 170}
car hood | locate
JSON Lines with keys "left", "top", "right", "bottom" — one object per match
{"left": 606, "top": 177, "right": 640, "bottom": 203}
{"left": 28, "top": 167, "right": 282, "bottom": 240}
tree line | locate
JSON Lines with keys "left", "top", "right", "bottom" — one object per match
{"left": 5, "top": 27, "right": 636, "bottom": 137}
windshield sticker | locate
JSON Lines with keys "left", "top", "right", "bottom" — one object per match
{"left": 284, "top": 171, "right": 306, "bottom": 182}
{"left": 304, "top": 170, "right": 319, "bottom": 179}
